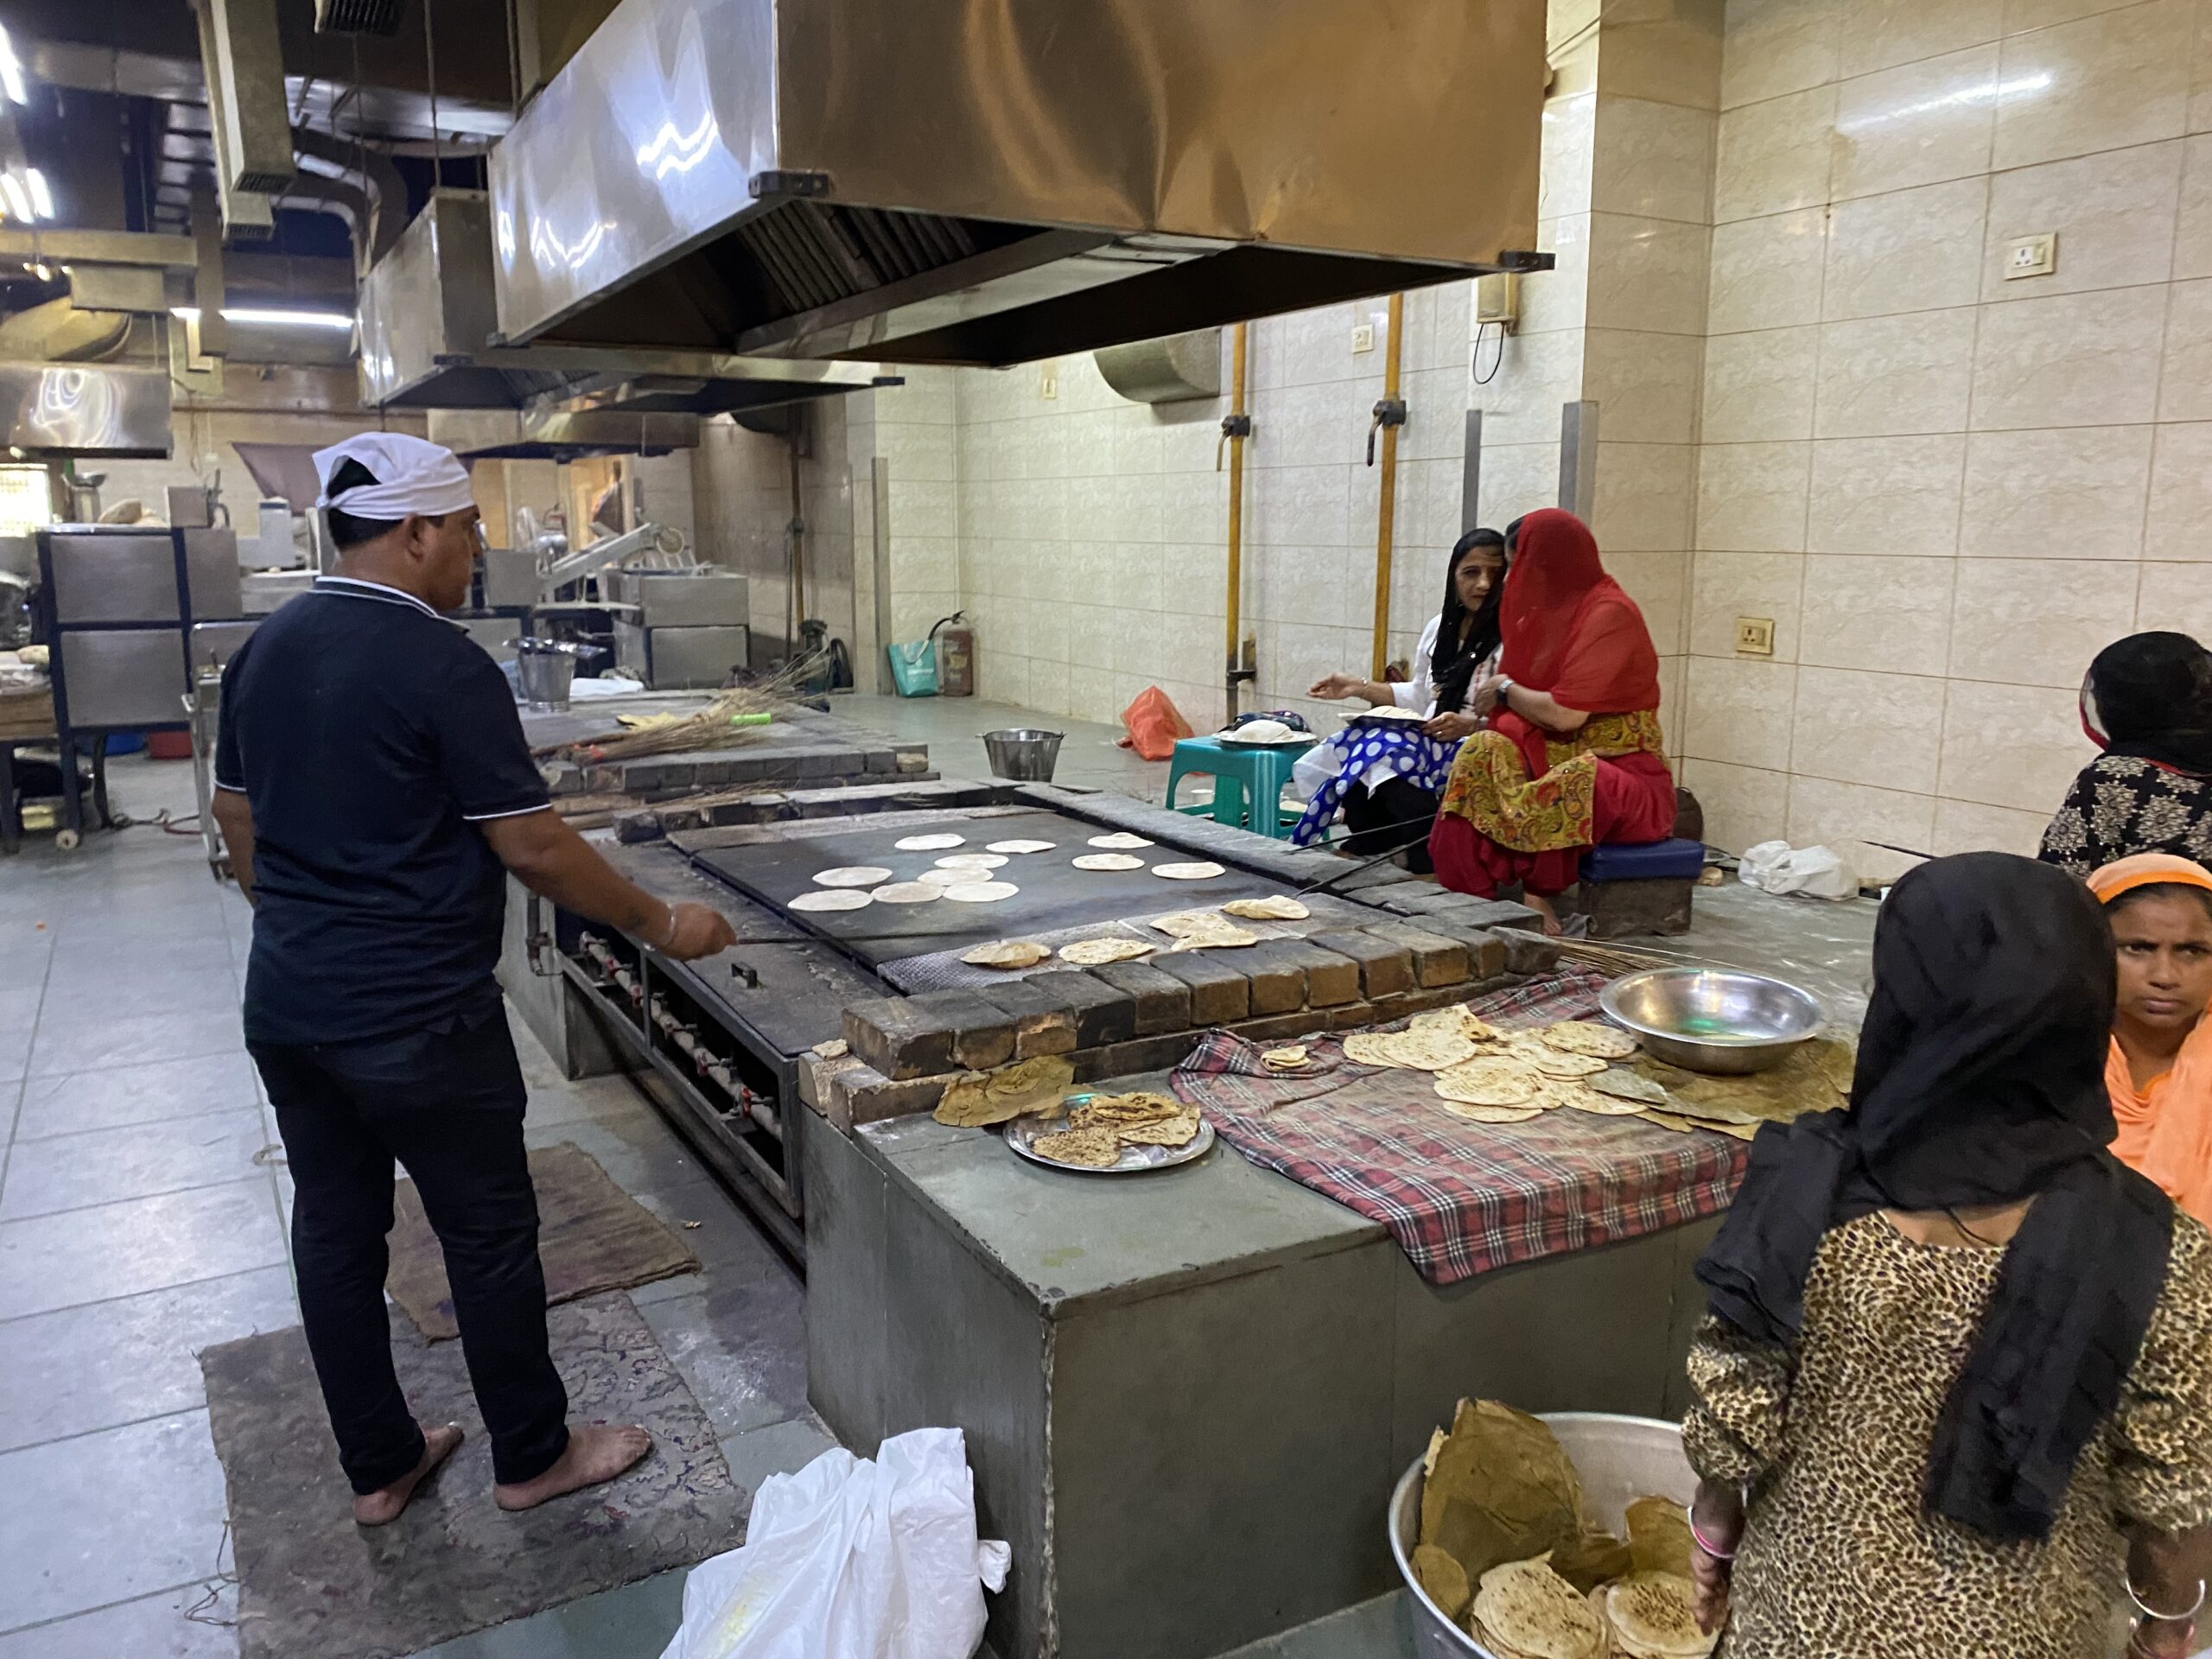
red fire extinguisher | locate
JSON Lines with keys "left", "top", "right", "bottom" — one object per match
{"left": 931, "top": 612, "right": 975, "bottom": 697}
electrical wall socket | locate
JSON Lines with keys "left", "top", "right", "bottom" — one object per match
{"left": 1351, "top": 321, "right": 1376, "bottom": 354}
{"left": 2005, "top": 233, "right": 2056, "bottom": 280}
{"left": 1735, "top": 616, "right": 1776, "bottom": 657}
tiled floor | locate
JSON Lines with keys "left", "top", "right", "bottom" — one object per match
{"left": 0, "top": 757, "right": 830, "bottom": 1659}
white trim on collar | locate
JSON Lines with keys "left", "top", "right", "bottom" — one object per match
{"left": 313, "top": 575, "right": 445, "bottom": 620}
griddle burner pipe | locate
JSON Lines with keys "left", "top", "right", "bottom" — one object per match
{"left": 649, "top": 993, "right": 781, "bottom": 1141}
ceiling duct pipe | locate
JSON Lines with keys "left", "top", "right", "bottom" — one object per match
{"left": 188, "top": 1, "right": 275, "bottom": 236}
{"left": 292, "top": 125, "right": 405, "bottom": 270}
{"left": 196, "top": 0, "right": 296, "bottom": 194}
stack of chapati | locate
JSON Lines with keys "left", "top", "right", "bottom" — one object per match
{"left": 1592, "top": 1572, "right": 1716, "bottom": 1659}
{"left": 1470, "top": 1558, "right": 1609, "bottom": 1659}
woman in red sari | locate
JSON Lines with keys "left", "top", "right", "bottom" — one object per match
{"left": 1428, "top": 508, "right": 1675, "bottom": 932}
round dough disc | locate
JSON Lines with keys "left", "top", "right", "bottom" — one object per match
{"left": 871, "top": 881, "right": 944, "bottom": 904}
{"left": 811, "top": 865, "right": 893, "bottom": 888}
{"left": 893, "top": 832, "right": 966, "bottom": 851}
{"left": 1058, "top": 937, "right": 1155, "bottom": 966}
{"left": 913, "top": 866, "right": 968, "bottom": 886}
{"left": 1087, "top": 832, "right": 1154, "bottom": 849}
{"left": 986, "top": 839, "right": 1058, "bottom": 855}
{"left": 942, "top": 880, "right": 1020, "bottom": 903}
{"left": 1072, "top": 853, "right": 1146, "bottom": 872}
{"left": 935, "top": 853, "right": 1008, "bottom": 870}
{"left": 788, "top": 888, "right": 874, "bottom": 912}
{"left": 1152, "top": 861, "right": 1226, "bottom": 880}
{"left": 1223, "top": 895, "right": 1312, "bottom": 921}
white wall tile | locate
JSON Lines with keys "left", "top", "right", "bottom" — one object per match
{"left": 1679, "top": 756, "right": 1792, "bottom": 849}
{"left": 2138, "top": 559, "right": 2212, "bottom": 632}
{"left": 1704, "top": 326, "right": 1821, "bottom": 441}
{"left": 1541, "top": 92, "right": 1599, "bottom": 220}
{"left": 1707, "top": 209, "right": 1830, "bottom": 334}
{"left": 1590, "top": 442, "right": 1698, "bottom": 550}
{"left": 1969, "top": 283, "right": 2168, "bottom": 428}
{"left": 1832, "top": 46, "right": 2000, "bottom": 200}
{"left": 1821, "top": 177, "right": 1991, "bottom": 319}
{"left": 1933, "top": 795, "right": 2051, "bottom": 855}
{"left": 1582, "top": 329, "right": 1706, "bottom": 443}
{"left": 1684, "top": 654, "right": 1802, "bottom": 766}
{"left": 1813, "top": 307, "right": 1980, "bottom": 436}
{"left": 2158, "top": 278, "right": 2212, "bottom": 420}
{"left": 1714, "top": 86, "right": 1840, "bottom": 222}
{"left": 2177, "top": 136, "right": 2212, "bottom": 278}
{"left": 1806, "top": 434, "right": 1967, "bottom": 554}
{"left": 2145, "top": 421, "right": 2212, "bottom": 559}
{"left": 1799, "top": 552, "right": 1959, "bottom": 671}
{"left": 1840, "top": 0, "right": 2003, "bottom": 78}
{"left": 1982, "top": 141, "right": 2182, "bottom": 300}
{"left": 1696, "top": 441, "right": 1813, "bottom": 550}
{"left": 1592, "top": 98, "right": 1720, "bottom": 222}
{"left": 1791, "top": 664, "right": 1948, "bottom": 790}
{"left": 1587, "top": 215, "right": 1714, "bottom": 334}
{"left": 1938, "top": 677, "right": 2090, "bottom": 808}
{"left": 1723, "top": 0, "right": 1844, "bottom": 107}
{"left": 1958, "top": 425, "right": 2153, "bottom": 556}
{"left": 1785, "top": 774, "right": 1941, "bottom": 866}
{"left": 1690, "top": 549, "right": 1806, "bottom": 658}
{"left": 1993, "top": 0, "right": 2194, "bottom": 170}
{"left": 1946, "top": 556, "right": 2143, "bottom": 683}
{"left": 1610, "top": 548, "right": 1694, "bottom": 656}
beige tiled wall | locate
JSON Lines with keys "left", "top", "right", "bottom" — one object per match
{"left": 1681, "top": 0, "right": 2212, "bottom": 868}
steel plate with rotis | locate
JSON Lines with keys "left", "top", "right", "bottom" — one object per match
{"left": 1004, "top": 1092, "right": 1217, "bottom": 1175}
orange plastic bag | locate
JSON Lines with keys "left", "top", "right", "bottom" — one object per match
{"left": 1117, "top": 686, "right": 1192, "bottom": 761}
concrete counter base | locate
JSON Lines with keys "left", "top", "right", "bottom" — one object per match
{"left": 803, "top": 1096, "right": 1717, "bottom": 1659}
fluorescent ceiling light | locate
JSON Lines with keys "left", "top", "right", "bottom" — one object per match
{"left": 25, "top": 168, "right": 50, "bottom": 219}
{"left": 0, "top": 175, "right": 33, "bottom": 222}
{"left": 0, "top": 27, "right": 25, "bottom": 105}
{"left": 169, "top": 305, "right": 357, "bottom": 331}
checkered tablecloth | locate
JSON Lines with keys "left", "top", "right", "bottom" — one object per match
{"left": 1170, "top": 968, "right": 1751, "bottom": 1285}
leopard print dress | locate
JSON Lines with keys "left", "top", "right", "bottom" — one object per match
{"left": 1683, "top": 1211, "right": 2212, "bottom": 1658}
{"left": 2039, "top": 754, "right": 2212, "bottom": 877}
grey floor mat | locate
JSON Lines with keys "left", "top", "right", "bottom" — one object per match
{"left": 200, "top": 1292, "right": 747, "bottom": 1659}
{"left": 386, "top": 1141, "right": 701, "bottom": 1341}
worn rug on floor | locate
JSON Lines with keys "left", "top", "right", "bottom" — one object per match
{"left": 387, "top": 1140, "right": 700, "bottom": 1340}
{"left": 200, "top": 1291, "right": 747, "bottom": 1659}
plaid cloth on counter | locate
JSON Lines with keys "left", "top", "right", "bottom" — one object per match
{"left": 1170, "top": 967, "right": 1750, "bottom": 1285}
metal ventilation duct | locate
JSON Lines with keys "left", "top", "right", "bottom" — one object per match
{"left": 359, "top": 191, "right": 892, "bottom": 418}
{"left": 313, "top": 0, "right": 406, "bottom": 35}
{"left": 488, "top": 0, "right": 1547, "bottom": 369}
{"left": 200, "top": 0, "right": 296, "bottom": 196}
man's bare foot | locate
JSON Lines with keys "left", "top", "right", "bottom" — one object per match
{"left": 354, "top": 1424, "right": 464, "bottom": 1527}
{"left": 493, "top": 1422, "right": 654, "bottom": 1512}
{"left": 1524, "top": 893, "right": 1564, "bottom": 936}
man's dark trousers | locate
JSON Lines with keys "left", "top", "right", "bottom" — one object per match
{"left": 249, "top": 1013, "right": 569, "bottom": 1494}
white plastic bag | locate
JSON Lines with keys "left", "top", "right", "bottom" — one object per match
{"left": 658, "top": 1427, "right": 1011, "bottom": 1659}
{"left": 1738, "top": 839, "right": 1858, "bottom": 900}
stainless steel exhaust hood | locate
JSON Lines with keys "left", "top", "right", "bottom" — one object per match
{"left": 359, "top": 191, "right": 894, "bottom": 429}
{"left": 488, "top": 0, "right": 1546, "bottom": 369}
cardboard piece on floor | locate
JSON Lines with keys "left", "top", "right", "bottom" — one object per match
{"left": 200, "top": 1292, "right": 748, "bottom": 1659}
{"left": 386, "top": 1141, "right": 701, "bottom": 1341}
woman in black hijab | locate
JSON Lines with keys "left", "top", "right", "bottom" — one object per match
{"left": 2043, "top": 632, "right": 2212, "bottom": 875}
{"left": 1681, "top": 853, "right": 2212, "bottom": 1659}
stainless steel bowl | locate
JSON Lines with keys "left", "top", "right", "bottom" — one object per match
{"left": 1599, "top": 966, "right": 1824, "bottom": 1075}
{"left": 980, "top": 727, "right": 1065, "bottom": 782}
{"left": 1389, "top": 1413, "right": 1696, "bottom": 1658}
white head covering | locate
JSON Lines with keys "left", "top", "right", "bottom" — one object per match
{"left": 312, "top": 432, "right": 475, "bottom": 521}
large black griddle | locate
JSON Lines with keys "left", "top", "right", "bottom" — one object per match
{"left": 689, "top": 808, "right": 1297, "bottom": 971}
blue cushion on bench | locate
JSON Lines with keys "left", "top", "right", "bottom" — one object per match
{"left": 1581, "top": 837, "right": 1706, "bottom": 882}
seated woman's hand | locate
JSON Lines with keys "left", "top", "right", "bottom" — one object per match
{"left": 1422, "top": 711, "right": 1482, "bottom": 743}
{"left": 1470, "top": 675, "right": 1507, "bottom": 716}
{"left": 1309, "top": 672, "right": 1363, "bottom": 701}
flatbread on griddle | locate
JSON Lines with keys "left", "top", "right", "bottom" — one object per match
{"left": 941, "top": 880, "right": 1020, "bottom": 903}
{"left": 1072, "top": 853, "right": 1146, "bottom": 872}
{"left": 1152, "top": 861, "right": 1227, "bottom": 880}
{"left": 810, "top": 866, "right": 893, "bottom": 887}
{"left": 963, "top": 940, "right": 1051, "bottom": 969}
{"left": 893, "top": 832, "right": 965, "bottom": 851}
{"left": 935, "top": 852, "right": 1008, "bottom": 870}
{"left": 870, "top": 881, "right": 943, "bottom": 904}
{"left": 1086, "top": 832, "right": 1153, "bottom": 849}
{"left": 986, "top": 839, "right": 1057, "bottom": 855}
{"left": 788, "top": 888, "right": 873, "bottom": 912}
{"left": 1222, "top": 895, "right": 1311, "bottom": 920}
{"left": 1058, "top": 937, "right": 1154, "bottom": 966}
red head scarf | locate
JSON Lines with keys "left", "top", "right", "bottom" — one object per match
{"left": 1498, "top": 508, "right": 1662, "bottom": 715}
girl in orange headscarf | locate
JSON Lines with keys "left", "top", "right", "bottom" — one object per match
{"left": 1428, "top": 509, "right": 1675, "bottom": 931}
{"left": 2089, "top": 853, "right": 2212, "bottom": 1228}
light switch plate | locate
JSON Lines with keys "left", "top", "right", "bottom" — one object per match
{"left": 2005, "top": 233, "right": 2056, "bottom": 280}
{"left": 1735, "top": 616, "right": 1776, "bottom": 657}
{"left": 1039, "top": 363, "right": 1058, "bottom": 399}
{"left": 1351, "top": 321, "right": 1376, "bottom": 354}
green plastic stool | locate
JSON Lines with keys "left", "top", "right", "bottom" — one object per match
{"left": 1163, "top": 735, "right": 1314, "bottom": 838}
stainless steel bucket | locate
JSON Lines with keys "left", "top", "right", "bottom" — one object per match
{"left": 1389, "top": 1413, "right": 1697, "bottom": 1657}
{"left": 981, "top": 727, "right": 1065, "bottom": 782}
{"left": 512, "top": 639, "right": 582, "bottom": 711}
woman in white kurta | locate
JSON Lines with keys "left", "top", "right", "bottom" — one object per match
{"left": 1291, "top": 528, "right": 1505, "bottom": 870}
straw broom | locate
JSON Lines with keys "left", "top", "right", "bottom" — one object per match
{"left": 531, "top": 661, "right": 815, "bottom": 764}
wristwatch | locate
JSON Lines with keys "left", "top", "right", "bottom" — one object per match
{"left": 1494, "top": 677, "right": 1516, "bottom": 707}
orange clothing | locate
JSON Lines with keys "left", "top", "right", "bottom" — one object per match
{"left": 2106, "top": 1022, "right": 2212, "bottom": 1228}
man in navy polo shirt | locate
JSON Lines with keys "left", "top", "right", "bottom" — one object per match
{"left": 210, "top": 434, "right": 736, "bottom": 1526}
